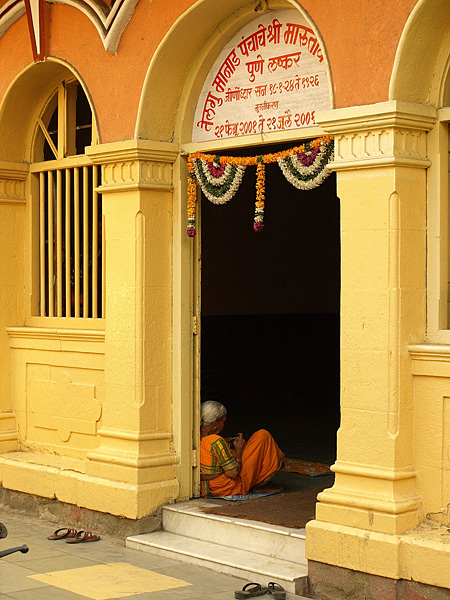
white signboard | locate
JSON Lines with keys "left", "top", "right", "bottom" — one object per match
{"left": 192, "top": 9, "right": 331, "bottom": 143}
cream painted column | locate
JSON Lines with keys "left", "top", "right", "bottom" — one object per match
{"left": 0, "top": 163, "right": 28, "bottom": 453}
{"left": 306, "top": 102, "right": 436, "bottom": 576}
{"left": 85, "top": 141, "right": 179, "bottom": 519}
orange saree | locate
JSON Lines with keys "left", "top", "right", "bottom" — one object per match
{"left": 200, "top": 429, "right": 284, "bottom": 497}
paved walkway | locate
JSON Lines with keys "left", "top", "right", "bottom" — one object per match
{"left": 0, "top": 511, "right": 301, "bottom": 599}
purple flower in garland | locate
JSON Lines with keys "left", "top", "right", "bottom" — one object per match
{"left": 253, "top": 221, "right": 264, "bottom": 232}
{"left": 207, "top": 162, "right": 226, "bottom": 178}
{"left": 278, "top": 139, "right": 334, "bottom": 190}
{"left": 298, "top": 147, "right": 319, "bottom": 166}
{"left": 193, "top": 159, "right": 247, "bottom": 204}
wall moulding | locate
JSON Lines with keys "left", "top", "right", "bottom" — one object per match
{"left": 7, "top": 326, "right": 105, "bottom": 349}
{"left": 316, "top": 101, "right": 436, "bottom": 170}
{"left": 0, "top": 161, "right": 29, "bottom": 204}
{"left": 0, "top": 410, "right": 18, "bottom": 453}
{"left": 409, "top": 343, "right": 450, "bottom": 377}
{"left": 409, "top": 343, "right": 450, "bottom": 361}
{"left": 86, "top": 448, "right": 178, "bottom": 470}
{"left": 86, "top": 140, "right": 179, "bottom": 192}
{"left": 98, "top": 161, "right": 174, "bottom": 192}
{"left": 332, "top": 461, "right": 417, "bottom": 481}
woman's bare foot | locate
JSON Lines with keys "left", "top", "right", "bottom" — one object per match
{"left": 251, "top": 482, "right": 284, "bottom": 493}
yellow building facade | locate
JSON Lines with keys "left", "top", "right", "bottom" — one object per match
{"left": 0, "top": 0, "right": 449, "bottom": 596}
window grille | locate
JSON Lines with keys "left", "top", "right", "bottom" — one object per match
{"left": 32, "top": 79, "right": 104, "bottom": 320}
{"left": 36, "top": 163, "right": 104, "bottom": 318}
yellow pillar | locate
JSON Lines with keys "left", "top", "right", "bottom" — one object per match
{"left": 306, "top": 102, "right": 436, "bottom": 578}
{"left": 85, "top": 141, "right": 180, "bottom": 519}
{"left": 0, "top": 162, "right": 28, "bottom": 453}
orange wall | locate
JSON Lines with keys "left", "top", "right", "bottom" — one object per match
{"left": 0, "top": 18, "right": 34, "bottom": 97}
{"left": 0, "top": 0, "right": 418, "bottom": 144}
{"left": 300, "top": 0, "right": 417, "bottom": 108}
{"left": 47, "top": 0, "right": 194, "bottom": 144}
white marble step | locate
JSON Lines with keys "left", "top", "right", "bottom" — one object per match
{"left": 162, "top": 499, "right": 307, "bottom": 565}
{"left": 126, "top": 530, "right": 308, "bottom": 595}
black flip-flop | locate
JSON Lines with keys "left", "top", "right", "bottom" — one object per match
{"left": 235, "top": 582, "right": 269, "bottom": 598}
{"left": 268, "top": 582, "right": 286, "bottom": 599}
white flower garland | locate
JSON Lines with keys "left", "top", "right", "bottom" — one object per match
{"left": 277, "top": 143, "right": 334, "bottom": 190}
{"left": 193, "top": 159, "right": 247, "bottom": 204}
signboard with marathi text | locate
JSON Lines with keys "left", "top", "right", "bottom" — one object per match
{"left": 192, "top": 9, "right": 331, "bottom": 143}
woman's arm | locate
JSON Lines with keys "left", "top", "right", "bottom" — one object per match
{"left": 224, "top": 433, "right": 246, "bottom": 480}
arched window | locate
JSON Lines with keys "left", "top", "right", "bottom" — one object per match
{"left": 30, "top": 79, "right": 104, "bottom": 320}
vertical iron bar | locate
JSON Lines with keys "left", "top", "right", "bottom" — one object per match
{"left": 102, "top": 213, "right": 105, "bottom": 318}
{"left": 47, "top": 171, "right": 54, "bottom": 317}
{"left": 65, "top": 168, "right": 72, "bottom": 317}
{"left": 92, "top": 165, "right": 98, "bottom": 318}
{"left": 83, "top": 166, "right": 89, "bottom": 317}
{"left": 39, "top": 171, "right": 46, "bottom": 316}
{"left": 74, "top": 167, "right": 80, "bottom": 317}
{"left": 56, "top": 169, "right": 63, "bottom": 316}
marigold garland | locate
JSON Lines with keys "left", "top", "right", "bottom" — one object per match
{"left": 278, "top": 137, "right": 334, "bottom": 190}
{"left": 254, "top": 159, "right": 265, "bottom": 232}
{"left": 187, "top": 136, "right": 333, "bottom": 237}
{"left": 187, "top": 156, "right": 197, "bottom": 237}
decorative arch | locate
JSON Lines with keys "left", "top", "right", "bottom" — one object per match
{"left": 390, "top": 0, "right": 450, "bottom": 106}
{"left": 135, "top": 0, "right": 333, "bottom": 143}
{"left": 0, "top": 0, "right": 138, "bottom": 56}
{"left": 0, "top": 58, "right": 98, "bottom": 163}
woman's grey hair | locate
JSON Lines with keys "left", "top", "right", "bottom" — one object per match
{"left": 201, "top": 401, "right": 227, "bottom": 426}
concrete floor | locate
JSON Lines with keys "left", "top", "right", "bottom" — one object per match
{"left": 0, "top": 510, "right": 305, "bottom": 600}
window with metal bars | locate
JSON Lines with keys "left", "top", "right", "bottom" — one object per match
{"left": 33, "top": 80, "right": 104, "bottom": 319}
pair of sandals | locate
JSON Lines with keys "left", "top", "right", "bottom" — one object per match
{"left": 47, "top": 528, "right": 101, "bottom": 543}
{"left": 235, "top": 581, "right": 286, "bottom": 599}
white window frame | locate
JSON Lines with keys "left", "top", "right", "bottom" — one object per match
{"left": 427, "top": 107, "right": 450, "bottom": 342}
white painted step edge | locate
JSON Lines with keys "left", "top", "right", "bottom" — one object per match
{"left": 162, "top": 510, "right": 307, "bottom": 565}
{"left": 127, "top": 532, "right": 307, "bottom": 583}
{"left": 127, "top": 540, "right": 307, "bottom": 595}
{"left": 163, "top": 504, "right": 307, "bottom": 540}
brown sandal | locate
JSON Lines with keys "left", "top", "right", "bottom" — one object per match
{"left": 66, "top": 530, "right": 100, "bottom": 543}
{"left": 47, "top": 528, "right": 78, "bottom": 540}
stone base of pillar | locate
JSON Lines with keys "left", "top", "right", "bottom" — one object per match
{"left": 0, "top": 486, "right": 162, "bottom": 538}
{"left": 0, "top": 451, "right": 179, "bottom": 521}
{"left": 306, "top": 561, "right": 450, "bottom": 600}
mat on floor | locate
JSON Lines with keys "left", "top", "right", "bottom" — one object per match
{"left": 281, "top": 458, "right": 332, "bottom": 476}
{"left": 201, "top": 487, "right": 326, "bottom": 528}
{"left": 215, "top": 490, "right": 280, "bottom": 501}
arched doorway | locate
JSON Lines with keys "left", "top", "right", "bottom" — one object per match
{"left": 136, "top": 0, "right": 338, "bottom": 500}
{"left": 186, "top": 5, "right": 338, "bottom": 497}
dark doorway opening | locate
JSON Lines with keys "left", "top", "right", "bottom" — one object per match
{"left": 200, "top": 142, "right": 340, "bottom": 465}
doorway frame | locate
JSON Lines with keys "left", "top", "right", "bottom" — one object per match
{"left": 145, "top": 0, "right": 335, "bottom": 502}
{"left": 181, "top": 128, "right": 335, "bottom": 498}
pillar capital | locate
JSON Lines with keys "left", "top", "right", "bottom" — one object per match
{"left": 86, "top": 140, "right": 179, "bottom": 193}
{"left": 317, "top": 101, "right": 436, "bottom": 170}
{"left": 0, "top": 161, "right": 29, "bottom": 205}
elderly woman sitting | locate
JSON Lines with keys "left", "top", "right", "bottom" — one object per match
{"left": 200, "top": 401, "right": 284, "bottom": 497}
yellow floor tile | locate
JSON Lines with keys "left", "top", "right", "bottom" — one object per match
{"left": 28, "top": 561, "right": 192, "bottom": 600}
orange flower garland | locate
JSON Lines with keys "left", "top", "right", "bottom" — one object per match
{"left": 187, "top": 135, "right": 333, "bottom": 236}
{"left": 187, "top": 156, "right": 197, "bottom": 237}
{"left": 254, "top": 159, "right": 265, "bottom": 232}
